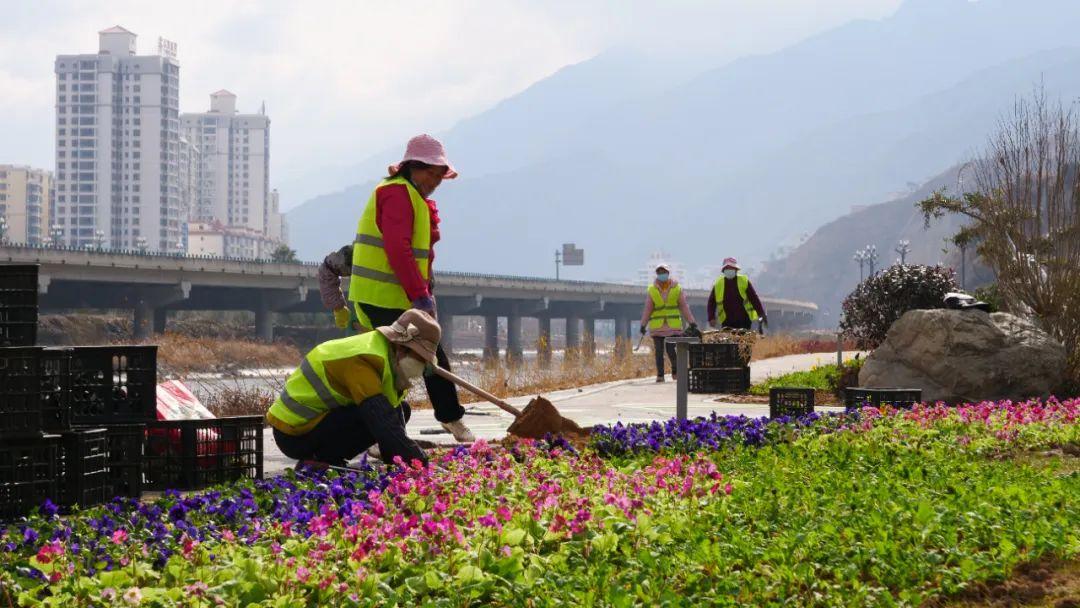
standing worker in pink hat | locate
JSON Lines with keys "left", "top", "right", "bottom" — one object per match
{"left": 708, "top": 258, "right": 768, "bottom": 331}
{"left": 348, "top": 134, "right": 474, "bottom": 443}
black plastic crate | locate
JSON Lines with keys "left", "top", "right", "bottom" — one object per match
{"left": 688, "top": 366, "right": 751, "bottom": 394}
{"left": 40, "top": 347, "right": 72, "bottom": 432}
{"left": 60, "top": 428, "right": 110, "bottom": 508}
{"left": 0, "top": 347, "right": 44, "bottom": 438}
{"left": 68, "top": 345, "right": 158, "bottom": 425}
{"left": 769, "top": 387, "right": 815, "bottom": 419}
{"left": 688, "top": 343, "right": 747, "bottom": 368}
{"left": 101, "top": 424, "right": 145, "bottom": 499}
{"left": 0, "top": 265, "right": 38, "bottom": 348}
{"left": 143, "top": 416, "right": 263, "bottom": 491}
{"left": 0, "top": 434, "right": 60, "bottom": 522}
{"left": 844, "top": 388, "right": 923, "bottom": 410}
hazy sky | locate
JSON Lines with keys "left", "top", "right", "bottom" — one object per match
{"left": 0, "top": 0, "right": 903, "bottom": 208}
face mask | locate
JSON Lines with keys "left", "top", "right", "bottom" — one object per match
{"left": 656, "top": 273, "right": 670, "bottom": 282}
{"left": 723, "top": 269, "right": 738, "bottom": 280}
{"left": 398, "top": 356, "right": 427, "bottom": 381}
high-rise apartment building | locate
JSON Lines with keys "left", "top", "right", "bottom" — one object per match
{"left": 181, "top": 91, "right": 284, "bottom": 258}
{"left": 54, "top": 26, "right": 182, "bottom": 251}
{"left": 0, "top": 165, "right": 53, "bottom": 245}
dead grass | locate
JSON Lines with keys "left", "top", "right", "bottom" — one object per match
{"left": 751, "top": 334, "right": 858, "bottom": 360}
{"left": 201, "top": 384, "right": 276, "bottom": 418}
{"left": 151, "top": 332, "right": 300, "bottom": 375}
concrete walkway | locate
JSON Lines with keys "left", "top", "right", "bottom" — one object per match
{"left": 263, "top": 351, "right": 863, "bottom": 475}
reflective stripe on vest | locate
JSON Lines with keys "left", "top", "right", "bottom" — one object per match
{"left": 713, "top": 274, "right": 759, "bottom": 325}
{"left": 348, "top": 176, "right": 432, "bottom": 309}
{"left": 268, "top": 331, "right": 404, "bottom": 432}
{"left": 647, "top": 284, "right": 684, "bottom": 330}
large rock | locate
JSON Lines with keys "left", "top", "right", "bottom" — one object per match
{"left": 858, "top": 309, "right": 1067, "bottom": 403}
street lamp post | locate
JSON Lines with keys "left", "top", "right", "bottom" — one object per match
{"left": 48, "top": 225, "right": 64, "bottom": 248}
{"left": 895, "top": 240, "right": 911, "bottom": 265}
{"left": 853, "top": 249, "right": 868, "bottom": 282}
{"left": 0, "top": 215, "right": 8, "bottom": 244}
{"left": 865, "top": 245, "right": 879, "bottom": 277}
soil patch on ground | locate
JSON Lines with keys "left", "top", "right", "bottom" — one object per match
{"left": 935, "top": 557, "right": 1080, "bottom": 607}
{"left": 506, "top": 397, "right": 588, "bottom": 440}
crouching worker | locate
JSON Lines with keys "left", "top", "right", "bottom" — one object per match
{"left": 267, "top": 309, "right": 440, "bottom": 468}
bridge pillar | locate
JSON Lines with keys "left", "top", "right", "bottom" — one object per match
{"left": 565, "top": 315, "right": 580, "bottom": 353}
{"left": 614, "top": 315, "right": 632, "bottom": 356}
{"left": 133, "top": 300, "right": 154, "bottom": 341}
{"left": 537, "top": 316, "right": 552, "bottom": 366}
{"left": 255, "top": 299, "right": 274, "bottom": 342}
{"left": 132, "top": 282, "right": 191, "bottom": 340}
{"left": 483, "top": 314, "right": 499, "bottom": 360}
{"left": 583, "top": 318, "right": 597, "bottom": 357}
{"left": 506, "top": 314, "right": 523, "bottom": 363}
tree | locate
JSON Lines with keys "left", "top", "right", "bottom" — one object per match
{"left": 270, "top": 244, "right": 299, "bottom": 263}
{"left": 919, "top": 85, "right": 1080, "bottom": 381}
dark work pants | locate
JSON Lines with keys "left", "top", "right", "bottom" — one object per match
{"left": 721, "top": 319, "right": 753, "bottom": 330}
{"left": 652, "top": 336, "right": 677, "bottom": 377}
{"left": 273, "top": 402, "right": 412, "bottom": 467}
{"left": 360, "top": 303, "right": 466, "bottom": 424}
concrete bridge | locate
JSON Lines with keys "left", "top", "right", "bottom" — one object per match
{"left": 2, "top": 245, "right": 817, "bottom": 357}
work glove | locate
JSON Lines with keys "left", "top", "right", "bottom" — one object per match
{"left": 685, "top": 323, "right": 701, "bottom": 338}
{"left": 639, "top": 325, "right": 647, "bottom": 335}
{"left": 332, "top": 307, "right": 351, "bottom": 329}
{"left": 411, "top": 295, "right": 437, "bottom": 317}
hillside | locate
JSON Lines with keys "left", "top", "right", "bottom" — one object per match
{"left": 755, "top": 166, "right": 995, "bottom": 323}
{"left": 287, "top": 0, "right": 1080, "bottom": 283}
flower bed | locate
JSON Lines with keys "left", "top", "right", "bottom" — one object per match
{"left": 1, "top": 399, "right": 1078, "bottom": 606}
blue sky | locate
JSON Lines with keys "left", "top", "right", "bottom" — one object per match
{"left": 0, "top": 0, "right": 902, "bottom": 207}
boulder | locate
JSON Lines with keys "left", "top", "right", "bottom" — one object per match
{"left": 858, "top": 309, "right": 1067, "bottom": 403}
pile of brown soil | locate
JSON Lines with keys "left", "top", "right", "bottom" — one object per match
{"left": 507, "top": 397, "right": 587, "bottom": 439}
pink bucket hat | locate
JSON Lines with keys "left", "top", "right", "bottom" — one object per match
{"left": 722, "top": 257, "right": 740, "bottom": 270}
{"left": 388, "top": 134, "right": 458, "bottom": 179}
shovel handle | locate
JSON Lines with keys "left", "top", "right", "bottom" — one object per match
{"left": 431, "top": 365, "right": 523, "bottom": 418}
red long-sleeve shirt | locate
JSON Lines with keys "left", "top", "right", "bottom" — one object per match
{"left": 376, "top": 183, "right": 441, "bottom": 302}
{"left": 707, "top": 277, "right": 767, "bottom": 325}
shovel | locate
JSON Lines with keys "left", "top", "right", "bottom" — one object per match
{"left": 430, "top": 366, "right": 585, "bottom": 439}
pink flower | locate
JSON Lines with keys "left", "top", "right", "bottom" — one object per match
{"left": 122, "top": 587, "right": 142, "bottom": 605}
{"left": 724, "top": 483, "right": 733, "bottom": 495}
{"left": 111, "top": 529, "right": 129, "bottom": 544}
{"left": 500, "top": 545, "right": 512, "bottom": 557}
{"left": 296, "top": 566, "right": 311, "bottom": 583}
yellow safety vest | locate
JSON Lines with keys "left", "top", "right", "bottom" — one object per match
{"left": 267, "top": 331, "right": 405, "bottom": 435}
{"left": 713, "top": 274, "right": 759, "bottom": 324}
{"left": 647, "top": 283, "right": 684, "bottom": 331}
{"left": 349, "top": 176, "right": 432, "bottom": 310}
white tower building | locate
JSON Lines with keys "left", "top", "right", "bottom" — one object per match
{"left": 54, "top": 26, "right": 182, "bottom": 251}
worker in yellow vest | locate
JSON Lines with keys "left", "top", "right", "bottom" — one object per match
{"left": 639, "top": 264, "right": 698, "bottom": 382}
{"left": 348, "top": 134, "right": 474, "bottom": 443}
{"left": 266, "top": 309, "right": 439, "bottom": 467}
{"left": 708, "top": 257, "right": 768, "bottom": 330}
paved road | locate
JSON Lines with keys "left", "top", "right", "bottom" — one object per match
{"left": 263, "top": 351, "right": 863, "bottom": 475}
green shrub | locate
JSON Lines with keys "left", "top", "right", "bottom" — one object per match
{"left": 749, "top": 358, "right": 864, "bottom": 397}
{"left": 840, "top": 264, "right": 957, "bottom": 349}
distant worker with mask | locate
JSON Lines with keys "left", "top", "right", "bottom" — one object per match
{"left": 267, "top": 309, "right": 438, "bottom": 468}
{"left": 348, "top": 134, "right": 474, "bottom": 443}
{"left": 708, "top": 257, "right": 767, "bottom": 331}
{"left": 639, "top": 264, "right": 698, "bottom": 382}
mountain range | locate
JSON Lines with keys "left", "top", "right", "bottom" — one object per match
{"left": 285, "top": 0, "right": 1080, "bottom": 293}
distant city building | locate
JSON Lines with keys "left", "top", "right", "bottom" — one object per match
{"left": 0, "top": 165, "right": 53, "bottom": 245}
{"left": 177, "top": 135, "right": 200, "bottom": 242}
{"left": 187, "top": 220, "right": 269, "bottom": 259}
{"left": 54, "top": 26, "right": 182, "bottom": 252}
{"left": 181, "top": 91, "right": 284, "bottom": 258}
